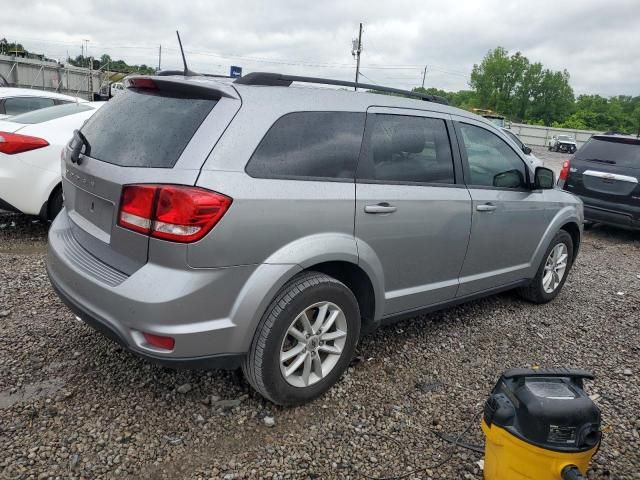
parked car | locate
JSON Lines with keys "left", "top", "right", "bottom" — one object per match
{"left": 548, "top": 134, "right": 577, "bottom": 153}
{"left": 0, "top": 101, "right": 104, "bottom": 219}
{"left": 0, "top": 87, "right": 86, "bottom": 119}
{"left": 558, "top": 134, "right": 639, "bottom": 230}
{"left": 46, "top": 73, "right": 583, "bottom": 406}
{"left": 501, "top": 127, "right": 543, "bottom": 168}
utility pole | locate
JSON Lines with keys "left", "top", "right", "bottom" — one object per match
{"left": 158, "top": 44, "right": 162, "bottom": 71}
{"left": 352, "top": 23, "right": 363, "bottom": 91}
{"left": 421, "top": 65, "right": 428, "bottom": 89}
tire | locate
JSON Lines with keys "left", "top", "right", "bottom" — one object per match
{"left": 47, "top": 187, "right": 64, "bottom": 221}
{"left": 242, "top": 271, "right": 360, "bottom": 406}
{"left": 518, "top": 230, "right": 574, "bottom": 304}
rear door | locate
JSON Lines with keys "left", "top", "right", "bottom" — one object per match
{"left": 354, "top": 107, "right": 471, "bottom": 316}
{"left": 565, "top": 136, "right": 640, "bottom": 211}
{"left": 454, "top": 117, "right": 550, "bottom": 296}
{"left": 61, "top": 78, "right": 240, "bottom": 274}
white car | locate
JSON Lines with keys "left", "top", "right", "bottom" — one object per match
{"left": 501, "top": 128, "right": 543, "bottom": 169}
{"left": 0, "top": 87, "right": 86, "bottom": 120}
{"left": 0, "top": 102, "right": 103, "bottom": 219}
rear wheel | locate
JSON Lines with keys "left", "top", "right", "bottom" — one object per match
{"left": 242, "top": 272, "right": 360, "bottom": 406}
{"left": 518, "top": 230, "right": 573, "bottom": 304}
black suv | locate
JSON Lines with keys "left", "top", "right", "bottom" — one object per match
{"left": 559, "top": 134, "right": 640, "bottom": 230}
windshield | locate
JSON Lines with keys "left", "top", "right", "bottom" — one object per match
{"left": 557, "top": 135, "right": 573, "bottom": 142}
{"left": 503, "top": 129, "right": 524, "bottom": 149}
{"left": 9, "top": 102, "right": 94, "bottom": 124}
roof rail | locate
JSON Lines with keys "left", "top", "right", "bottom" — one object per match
{"left": 233, "top": 72, "right": 449, "bottom": 105}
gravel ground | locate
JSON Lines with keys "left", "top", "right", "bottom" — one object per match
{"left": 0, "top": 211, "right": 639, "bottom": 480}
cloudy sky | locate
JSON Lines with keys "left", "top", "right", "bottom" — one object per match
{"left": 2, "top": 0, "right": 639, "bottom": 96}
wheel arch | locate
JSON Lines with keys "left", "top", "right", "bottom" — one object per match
{"left": 560, "top": 221, "right": 581, "bottom": 262}
{"left": 303, "top": 260, "right": 378, "bottom": 335}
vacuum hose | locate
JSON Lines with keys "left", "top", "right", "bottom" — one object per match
{"left": 562, "top": 465, "right": 586, "bottom": 480}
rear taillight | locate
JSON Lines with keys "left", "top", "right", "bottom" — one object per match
{"left": 118, "top": 184, "right": 232, "bottom": 243}
{"left": 0, "top": 131, "right": 49, "bottom": 154}
{"left": 559, "top": 160, "right": 571, "bottom": 181}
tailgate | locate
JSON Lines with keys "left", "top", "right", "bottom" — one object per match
{"left": 61, "top": 77, "right": 240, "bottom": 273}
{"left": 565, "top": 136, "right": 640, "bottom": 207}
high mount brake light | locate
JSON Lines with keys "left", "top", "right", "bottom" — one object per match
{"left": 559, "top": 160, "right": 571, "bottom": 181}
{"left": 0, "top": 131, "right": 49, "bottom": 154}
{"left": 125, "top": 77, "right": 158, "bottom": 89}
{"left": 117, "top": 185, "right": 232, "bottom": 243}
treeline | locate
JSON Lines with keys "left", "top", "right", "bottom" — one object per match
{"left": 415, "top": 47, "right": 640, "bottom": 135}
{"left": 67, "top": 54, "right": 156, "bottom": 75}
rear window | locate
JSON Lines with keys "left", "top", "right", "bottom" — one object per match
{"left": 10, "top": 102, "right": 94, "bottom": 124}
{"left": 577, "top": 137, "right": 640, "bottom": 168}
{"left": 79, "top": 88, "right": 217, "bottom": 168}
{"left": 4, "top": 96, "right": 55, "bottom": 115}
{"left": 246, "top": 111, "right": 365, "bottom": 181}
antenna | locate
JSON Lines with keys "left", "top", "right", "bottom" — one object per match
{"left": 175, "top": 30, "right": 198, "bottom": 76}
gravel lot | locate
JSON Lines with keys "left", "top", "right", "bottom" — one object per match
{"left": 1, "top": 169, "right": 639, "bottom": 479}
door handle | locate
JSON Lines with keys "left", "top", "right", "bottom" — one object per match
{"left": 365, "top": 203, "right": 397, "bottom": 214}
{"left": 476, "top": 203, "right": 497, "bottom": 212}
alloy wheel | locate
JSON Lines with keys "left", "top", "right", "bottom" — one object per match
{"left": 542, "top": 243, "right": 568, "bottom": 293}
{"left": 279, "top": 301, "right": 348, "bottom": 388}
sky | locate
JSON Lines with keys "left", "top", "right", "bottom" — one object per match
{"left": 2, "top": 0, "right": 639, "bottom": 97}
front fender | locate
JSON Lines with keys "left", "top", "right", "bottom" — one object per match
{"left": 529, "top": 204, "right": 582, "bottom": 276}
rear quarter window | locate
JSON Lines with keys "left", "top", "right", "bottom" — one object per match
{"left": 79, "top": 88, "right": 217, "bottom": 168}
{"left": 245, "top": 111, "right": 366, "bottom": 181}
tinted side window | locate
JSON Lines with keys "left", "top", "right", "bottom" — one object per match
{"left": 246, "top": 112, "right": 365, "bottom": 180}
{"left": 4, "top": 97, "right": 55, "bottom": 115}
{"left": 459, "top": 123, "right": 528, "bottom": 189}
{"left": 357, "top": 114, "right": 455, "bottom": 184}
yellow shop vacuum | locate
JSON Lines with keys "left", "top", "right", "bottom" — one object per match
{"left": 482, "top": 368, "right": 601, "bottom": 480}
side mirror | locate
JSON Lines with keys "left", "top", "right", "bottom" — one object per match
{"left": 522, "top": 145, "right": 532, "bottom": 155}
{"left": 534, "top": 167, "right": 555, "bottom": 189}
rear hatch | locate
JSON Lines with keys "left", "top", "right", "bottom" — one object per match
{"left": 61, "top": 76, "right": 240, "bottom": 274}
{"left": 565, "top": 135, "right": 640, "bottom": 207}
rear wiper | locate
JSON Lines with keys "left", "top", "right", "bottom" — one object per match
{"left": 70, "top": 129, "right": 91, "bottom": 165}
{"left": 584, "top": 157, "right": 616, "bottom": 165}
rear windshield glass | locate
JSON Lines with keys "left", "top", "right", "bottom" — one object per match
{"left": 577, "top": 137, "right": 640, "bottom": 168}
{"left": 79, "top": 88, "right": 216, "bottom": 168}
{"left": 10, "top": 102, "right": 94, "bottom": 124}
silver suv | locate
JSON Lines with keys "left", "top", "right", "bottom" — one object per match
{"left": 46, "top": 73, "right": 583, "bottom": 405}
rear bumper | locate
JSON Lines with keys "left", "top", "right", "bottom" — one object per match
{"left": 583, "top": 205, "right": 640, "bottom": 230}
{"left": 579, "top": 196, "right": 639, "bottom": 230}
{"left": 46, "top": 210, "right": 271, "bottom": 368}
{"left": 47, "top": 271, "right": 244, "bottom": 369}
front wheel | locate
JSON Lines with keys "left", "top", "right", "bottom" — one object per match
{"left": 242, "top": 272, "right": 360, "bottom": 406}
{"left": 518, "top": 230, "right": 574, "bottom": 304}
